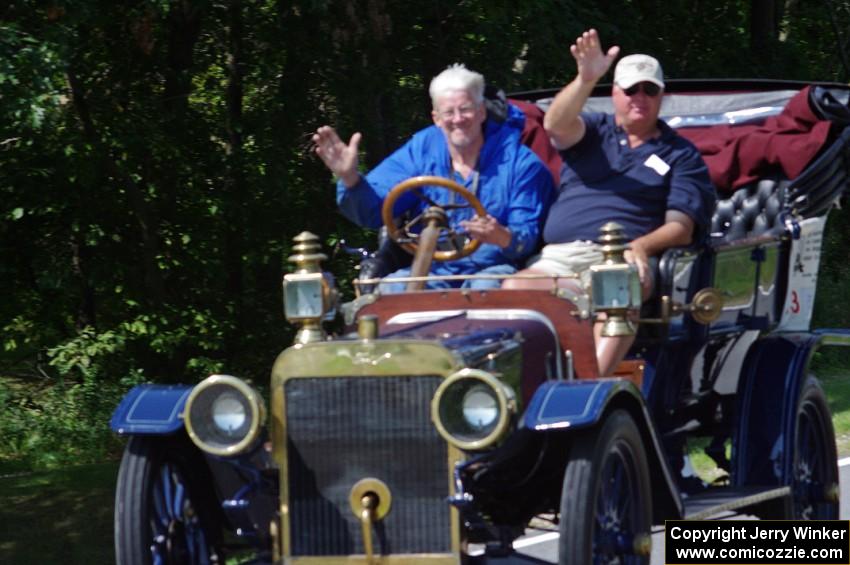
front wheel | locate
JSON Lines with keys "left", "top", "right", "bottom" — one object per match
{"left": 558, "top": 410, "right": 652, "bottom": 565}
{"left": 791, "top": 376, "right": 839, "bottom": 519}
{"left": 114, "top": 435, "right": 223, "bottom": 565}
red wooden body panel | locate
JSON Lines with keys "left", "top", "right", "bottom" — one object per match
{"left": 356, "top": 289, "right": 600, "bottom": 379}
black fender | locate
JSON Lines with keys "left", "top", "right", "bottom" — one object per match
{"left": 110, "top": 383, "right": 193, "bottom": 435}
{"left": 735, "top": 329, "right": 850, "bottom": 487}
{"left": 110, "top": 383, "right": 281, "bottom": 541}
{"left": 522, "top": 379, "right": 683, "bottom": 521}
{"left": 733, "top": 332, "right": 824, "bottom": 486}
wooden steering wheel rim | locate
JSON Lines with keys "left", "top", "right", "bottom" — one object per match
{"left": 381, "top": 175, "right": 487, "bottom": 261}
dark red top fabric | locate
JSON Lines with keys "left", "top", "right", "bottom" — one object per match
{"left": 509, "top": 98, "right": 563, "bottom": 186}
{"left": 676, "top": 86, "right": 832, "bottom": 193}
{"left": 512, "top": 87, "right": 833, "bottom": 195}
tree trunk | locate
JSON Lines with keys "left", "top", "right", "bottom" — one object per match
{"left": 164, "top": 0, "right": 203, "bottom": 119}
{"left": 224, "top": 0, "right": 245, "bottom": 303}
{"left": 70, "top": 233, "right": 96, "bottom": 330}
{"left": 751, "top": 0, "right": 778, "bottom": 55}
{"left": 66, "top": 68, "right": 167, "bottom": 304}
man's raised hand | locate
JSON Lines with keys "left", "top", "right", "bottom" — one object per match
{"left": 313, "top": 125, "right": 362, "bottom": 188}
{"left": 571, "top": 29, "right": 620, "bottom": 84}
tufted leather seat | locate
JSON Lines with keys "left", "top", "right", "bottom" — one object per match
{"left": 710, "top": 178, "right": 790, "bottom": 243}
{"left": 709, "top": 126, "right": 850, "bottom": 245}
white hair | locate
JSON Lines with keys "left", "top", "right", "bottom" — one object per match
{"left": 428, "top": 64, "right": 485, "bottom": 108}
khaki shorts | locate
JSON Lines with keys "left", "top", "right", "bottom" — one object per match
{"left": 528, "top": 240, "right": 657, "bottom": 299}
{"left": 526, "top": 241, "right": 604, "bottom": 289}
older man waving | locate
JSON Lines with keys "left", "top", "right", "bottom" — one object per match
{"left": 313, "top": 64, "right": 554, "bottom": 292}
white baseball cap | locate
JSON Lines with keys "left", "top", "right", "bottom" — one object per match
{"left": 613, "top": 54, "right": 665, "bottom": 90}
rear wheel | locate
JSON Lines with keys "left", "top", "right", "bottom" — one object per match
{"left": 558, "top": 410, "right": 652, "bottom": 565}
{"left": 791, "top": 376, "right": 839, "bottom": 519}
{"left": 114, "top": 435, "right": 223, "bottom": 565}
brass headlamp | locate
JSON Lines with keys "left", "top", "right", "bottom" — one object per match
{"left": 589, "top": 222, "right": 642, "bottom": 337}
{"left": 184, "top": 374, "right": 266, "bottom": 457}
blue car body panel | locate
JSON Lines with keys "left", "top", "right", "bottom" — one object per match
{"left": 522, "top": 378, "right": 639, "bottom": 431}
{"left": 110, "top": 384, "right": 193, "bottom": 435}
{"left": 521, "top": 376, "right": 685, "bottom": 519}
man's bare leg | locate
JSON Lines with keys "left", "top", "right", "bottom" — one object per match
{"left": 505, "top": 269, "right": 637, "bottom": 378}
{"left": 595, "top": 321, "right": 637, "bottom": 378}
{"left": 501, "top": 268, "right": 575, "bottom": 290}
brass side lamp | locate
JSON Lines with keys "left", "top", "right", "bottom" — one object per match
{"left": 283, "top": 232, "right": 336, "bottom": 344}
{"left": 589, "top": 223, "right": 642, "bottom": 337}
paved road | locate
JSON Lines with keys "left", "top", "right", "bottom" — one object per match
{"left": 474, "top": 458, "right": 850, "bottom": 564}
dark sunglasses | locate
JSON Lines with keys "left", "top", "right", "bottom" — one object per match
{"left": 623, "top": 82, "right": 662, "bottom": 97}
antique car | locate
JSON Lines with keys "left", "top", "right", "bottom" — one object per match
{"left": 110, "top": 78, "right": 850, "bottom": 564}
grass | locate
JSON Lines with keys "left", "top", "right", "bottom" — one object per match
{"left": 0, "top": 461, "right": 117, "bottom": 565}
{"left": 818, "top": 349, "right": 850, "bottom": 454}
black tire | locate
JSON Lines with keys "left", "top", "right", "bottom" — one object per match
{"left": 791, "top": 376, "right": 839, "bottom": 519}
{"left": 114, "top": 435, "right": 223, "bottom": 565}
{"left": 558, "top": 410, "right": 652, "bottom": 565}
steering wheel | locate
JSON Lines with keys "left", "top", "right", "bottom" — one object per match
{"left": 381, "top": 176, "right": 487, "bottom": 261}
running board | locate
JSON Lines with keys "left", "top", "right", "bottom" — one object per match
{"left": 683, "top": 486, "right": 791, "bottom": 520}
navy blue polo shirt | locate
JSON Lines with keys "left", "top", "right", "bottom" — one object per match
{"left": 542, "top": 112, "right": 715, "bottom": 244}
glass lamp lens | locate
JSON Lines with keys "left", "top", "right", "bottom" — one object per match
{"left": 462, "top": 386, "right": 499, "bottom": 430}
{"left": 212, "top": 392, "right": 246, "bottom": 436}
{"left": 284, "top": 277, "right": 324, "bottom": 318}
{"left": 592, "top": 265, "right": 639, "bottom": 309}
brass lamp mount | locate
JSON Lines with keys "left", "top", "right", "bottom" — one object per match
{"left": 598, "top": 222, "right": 630, "bottom": 264}
{"left": 288, "top": 231, "right": 327, "bottom": 274}
{"left": 642, "top": 288, "right": 724, "bottom": 326}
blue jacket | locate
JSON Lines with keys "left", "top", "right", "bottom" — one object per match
{"left": 337, "top": 104, "right": 554, "bottom": 276}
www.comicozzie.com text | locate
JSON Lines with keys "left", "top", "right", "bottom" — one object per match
{"left": 669, "top": 524, "right": 846, "bottom": 544}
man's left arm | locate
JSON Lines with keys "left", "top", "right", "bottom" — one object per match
{"left": 627, "top": 146, "right": 716, "bottom": 291}
{"left": 626, "top": 211, "right": 694, "bottom": 291}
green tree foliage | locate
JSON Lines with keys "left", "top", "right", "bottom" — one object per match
{"left": 0, "top": 0, "right": 848, "bottom": 468}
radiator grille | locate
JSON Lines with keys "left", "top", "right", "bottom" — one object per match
{"left": 285, "top": 376, "right": 451, "bottom": 556}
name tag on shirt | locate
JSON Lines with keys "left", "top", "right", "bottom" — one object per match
{"left": 644, "top": 154, "right": 671, "bottom": 176}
